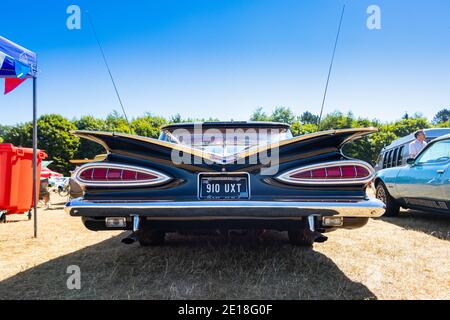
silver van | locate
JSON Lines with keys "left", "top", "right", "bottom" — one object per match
{"left": 374, "top": 128, "right": 450, "bottom": 172}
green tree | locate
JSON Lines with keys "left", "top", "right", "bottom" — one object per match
{"left": 437, "top": 120, "right": 450, "bottom": 128}
{"left": 0, "top": 125, "right": 11, "bottom": 143}
{"left": 270, "top": 107, "right": 296, "bottom": 124}
{"left": 391, "top": 117, "right": 431, "bottom": 138}
{"left": 3, "top": 114, "right": 79, "bottom": 175}
{"left": 290, "top": 121, "right": 317, "bottom": 136}
{"left": 74, "top": 115, "right": 108, "bottom": 160}
{"left": 169, "top": 113, "right": 182, "bottom": 123}
{"left": 433, "top": 108, "right": 450, "bottom": 124}
{"left": 131, "top": 114, "right": 167, "bottom": 138}
{"left": 299, "top": 111, "right": 319, "bottom": 125}
{"left": 250, "top": 107, "right": 271, "bottom": 122}
{"left": 343, "top": 137, "right": 374, "bottom": 164}
{"left": 105, "top": 110, "right": 131, "bottom": 133}
{"left": 319, "top": 111, "right": 355, "bottom": 130}
{"left": 370, "top": 129, "right": 398, "bottom": 160}
{"left": 2, "top": 123, "right": 32, "bottom": 147}
{"left": 290, "top": 121, "right": 303, "bottom": 137}
{"left": 37, "top": 114, "right": 79, "bottom": 174}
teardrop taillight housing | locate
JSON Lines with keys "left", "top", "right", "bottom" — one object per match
{"left": 75, "top": 163, "right": 171, "bottom": 187}
{"left": 276, "top": 161, "right": 374, "bottom": 185}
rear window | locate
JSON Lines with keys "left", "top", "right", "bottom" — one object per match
{"left": 159, "top": 126, "right": 293, "bottom": 155}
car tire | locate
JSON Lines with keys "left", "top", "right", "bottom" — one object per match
{"left": 288, "top": 229, "right": 315, "bottom": 247}
{"left": 376, "top": 182, "right": 400, "bottom": 217}
{"left": 137, "top": 229, "right": 165, "bottom": 246}
{"left": 0, "top": 212, "right": 6, "bottom": 223}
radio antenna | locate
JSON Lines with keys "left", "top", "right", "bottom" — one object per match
{"left": 86, "top": 11, "right": 132, "bottom": 134}
{"left": 317, "top": 4, "right": 346, "bottom": 131}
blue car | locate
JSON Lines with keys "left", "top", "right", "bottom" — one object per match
{"left": 374, "top": 134, "right": 450, "bottom": 216}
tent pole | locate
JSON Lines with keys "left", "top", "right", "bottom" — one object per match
{"left": 32, "top": 77, "right": 38, "bottom": 238}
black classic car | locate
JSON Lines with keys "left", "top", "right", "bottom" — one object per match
{"left": 65, "top": 122, "right": 385, "bottom": 246}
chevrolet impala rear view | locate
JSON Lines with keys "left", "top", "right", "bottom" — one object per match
{"left": 65, "top": 122, "right": 385, "bottom": 246}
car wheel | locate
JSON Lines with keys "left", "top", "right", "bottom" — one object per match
{"left": 376, "top": 182, "right": 400, "bottom": 217}
{"left": 137, "top": 229, "right": 165, "bottom": 246}
{"left": 288, "top": 229, "right": 315, "bottom": 247}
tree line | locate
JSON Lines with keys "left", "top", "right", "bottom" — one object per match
{"left": 0, "top": 108, "right": 449, "bottom": 175}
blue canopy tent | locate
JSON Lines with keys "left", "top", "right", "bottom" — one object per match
{"left": 0, "top": 35, "right": 39, "bottom": 237}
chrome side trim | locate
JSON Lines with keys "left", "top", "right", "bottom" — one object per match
{"left": 65, "top": 198, "right": 386, "bottom": 218}
{"left": 141, "top": 216, "right": 306, "bottom": 221}
{"left": 74, "top": 163, "right": 172, "bottom": 187}
{"left": 276, "top": 160, "right": 375, "bottom": 186}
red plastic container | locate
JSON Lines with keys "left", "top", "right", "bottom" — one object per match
{"left": 0, "top": 144, "right": 47, "bottom": 215}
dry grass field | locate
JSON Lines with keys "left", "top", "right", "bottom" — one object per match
{"left": 0, "top": 194, "right": 449, "bottom": 300}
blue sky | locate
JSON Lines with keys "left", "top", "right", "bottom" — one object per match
{"left": 1, "top": 0, "right": 449, "bottom": 125}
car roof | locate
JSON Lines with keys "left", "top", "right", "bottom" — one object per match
{"left": 384, "top": 128, "right": 450, "bottom": 150}
{"left": 161, "top": 121, "right": 291, "bottom": 131}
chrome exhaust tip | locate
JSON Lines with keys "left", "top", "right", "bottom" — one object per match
{"left": 307, "top": 215, "right": 328, "bottom": 243}
{"left": 121, "top": 215, "right": 141, "bottom": 245}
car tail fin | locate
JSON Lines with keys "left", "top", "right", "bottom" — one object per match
{"left": 72, "top": 128, "right": 377, "bottom": 167}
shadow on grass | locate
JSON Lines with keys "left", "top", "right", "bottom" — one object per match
{"left": 0, "top": 231, "right": 376, "bottom": 300}
{"left": 381, "top": 210, "right": 450, "bottom": 241}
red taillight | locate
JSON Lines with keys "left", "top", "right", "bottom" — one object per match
{"left": 107, "top": 168, "right": 122, "bottom": 180}
{"left": 76, "top": 164, "right": 170, "bottom": 186}
{"left": 291, "top": 165, "right": 370, "bottom": 180}
{"left": 277, "top": 161, "right": 374, "bottom": 185}
{"left": 356, "top": 166, "right": 370, "bottom": 177}
{"left": 79, "top": 168, "right": 94, "bottom": 180}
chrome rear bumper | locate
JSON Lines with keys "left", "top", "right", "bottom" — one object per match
{"left": 65, "top": 198, "right": 385, "bottom": 220}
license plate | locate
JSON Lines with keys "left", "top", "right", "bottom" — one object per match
{"left": 199, "top": 174, "right": 249, "bottom": 200}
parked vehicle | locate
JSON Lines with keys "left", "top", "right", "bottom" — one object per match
{"left": 374, "top": 128, "right": 450, "bottom": 172}
{"left": 374, "top": 134, "right": 450, "bottom": 216}
{"left": 65, "top": 122, "right": 385, "bottom": 247}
